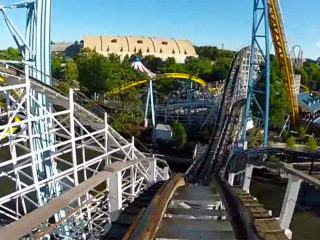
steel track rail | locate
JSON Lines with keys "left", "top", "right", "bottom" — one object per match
{"left": 105, "top": 73, "right": 223, "bottom": 97}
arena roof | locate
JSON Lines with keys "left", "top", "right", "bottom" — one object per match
{"left": 298, "top": 93, "right": 320, "bottom": 113}
{"left": 83, "top": 36, "right": 197, "bottom": 63}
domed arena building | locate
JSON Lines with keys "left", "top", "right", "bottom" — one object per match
{"left": 83, "top": 36, "right": 198, "bottom": 63}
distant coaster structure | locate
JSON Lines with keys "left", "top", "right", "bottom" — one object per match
{"left": 105, "top": 57, "right": 224, "bottom": 128}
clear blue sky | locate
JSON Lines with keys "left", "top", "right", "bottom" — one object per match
{"left": 1, "top": 0, "right": 319, "bottom": 59}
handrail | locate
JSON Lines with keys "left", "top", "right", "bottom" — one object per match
{"left": 284, "top": 163, "right": 320, "bottom": 188}
{"left": 124, "top": 173, "right": 186, "bottom": 240}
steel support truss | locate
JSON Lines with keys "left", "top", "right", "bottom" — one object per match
{"left": 242, "top": 0, "right": 271, "bottom": 147}
{"left": 0, "top": 65, "right": 170, "bottom": 238}
{"left": 144, "top": 80, "right": 156, "bottom": 128}
{"left": 1, "top": 0, "right": 56, "bottom": 207}
{"left": 154, "top": 80, "right": 223, "bottom": 130}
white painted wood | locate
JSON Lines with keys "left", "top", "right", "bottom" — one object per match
{"left": 279, "top": 174, "right": 302, "bottom": 230}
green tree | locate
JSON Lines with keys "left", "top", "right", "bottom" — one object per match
{"left": 286, "top": 136, "right": 296, "bottom": 150}
{"left": 156, "top": 47, "right": 233, "bottom": 84}
{"left": 185, "top": 57, "right": 202, "bottom": 76}
{"left": 54, "top": 58, "right": 79, "bottom": 93}
{"left": 195, "top": 46, "right": 219, "bottom": 61}
{"left": 248, "top": 133, "right": 263, "bottom": 148}
{"left": 172, "top": 121, "right": 187, "bottom": 149}
{"left": 142, "top": 55, "right": 163, "bottom": 72}
{"left": 211, "top": 57, "right": 231, "bottom": 81}
{"left": 195, "top": 46, "right": 235, "bottom": 61}
{"left": 296, "top": 63, "right": 320, "bottom": 91}
{"left": 75, "top": 49, "right": 145, "bottom": 94}
{"left": 194, "top": 46, "right": 234, "bottom": 82}
{"left": 108, "top": 85, "right": 145, "bottom": 132}
{"left": 73, "top": 48, "right": 147, "bottom": 130}
{"left": 270, "top": 65, "right": 290, "bottom": 127}
{"left": 298, "top": 127, "right": 306, "bottom": 139}
{"left": 7, "top": 47, "right": 21, "bottom": 59}
{"left": 259, "top": 56, "right": 290, "bottom": 128}
{"left": 211, "top": 63, "right": 228, "bottom": 81}
{"left": 161, "top": 57, "right": 187, "bottom": 74}
{"left": 76, "top": 49, "right": 110, "bottom": 93}
{"left": 63, "top": 58, "right": 78, "bottom": 81}
{"left": 52, "top": 55, "right": 62, "bottom": 79}
{"left": 306, "top": 136, "right": 318, "bottom": 153}
{"left": 0, "top": 47, "right": 22, "bottom": 60}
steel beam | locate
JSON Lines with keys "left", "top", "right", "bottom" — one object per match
{"left": 242, "top": 0, "right": 270, "bottom": 147}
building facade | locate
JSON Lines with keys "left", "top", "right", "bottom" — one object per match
{"left": 51, "top": 42, "right": 82, "bottom": 58}
{"left": 83, "top": 36, "right": 198, "bottom": 63}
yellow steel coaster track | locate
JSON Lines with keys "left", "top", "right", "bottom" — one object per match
{"left": 105, "top": 80, "right": 148, "bottom": 97}
{"left": 156, "top": 73, "right": 207, "bottom": 86}
{"left": 0, "top": 77, "right": 21, "bottom": 139}
{"left": 268, "top": 0, "right": 298, "bottom": 120}
{"left": 0, "top": 77, "right": 23, "bottom": 98}
{"left": 300, "top": 84, "right": 310, "bottom": 94}
{"left": 105, "top": 73, "right": 223, "bottom": 97}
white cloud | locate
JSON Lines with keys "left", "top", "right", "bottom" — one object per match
{"left": 317, "top": 41, "right": 320, "bottom": 49}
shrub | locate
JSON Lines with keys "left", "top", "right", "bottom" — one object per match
{"left": 286, "top": 136, "right": 296, "bottom": 150}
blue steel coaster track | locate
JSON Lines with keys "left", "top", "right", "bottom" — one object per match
{"left": 226, "top": 147, "right": 320, "bottom": 176}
